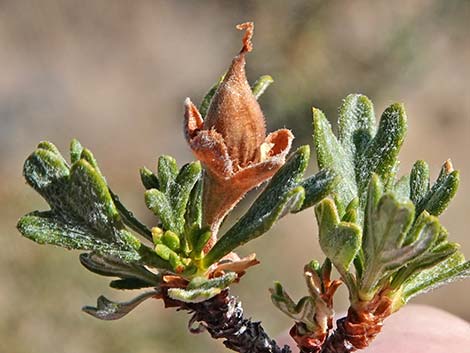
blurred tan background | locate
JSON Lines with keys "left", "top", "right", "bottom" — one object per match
{"left": 1, "top": 1, "right": 469, "bottom": 352}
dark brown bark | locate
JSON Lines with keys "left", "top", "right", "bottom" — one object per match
{"left": 164, "top": 289, "right": 292, "bottom": 353}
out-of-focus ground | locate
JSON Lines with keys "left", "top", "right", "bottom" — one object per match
{"left": 0, "top": 1, "right": 469, "bottom": 353}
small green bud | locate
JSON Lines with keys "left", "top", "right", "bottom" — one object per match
{"left": 161, "top": 230, "right": 180, "bottom": 251}
{"left": 194, "top": 230, "right": 212, "bottom": 253}
{"left": 151, "top": 227, "right": 163, "bottom": 245}
{"left": 169, "top": 253, "right": 185, "bottom": 273}
{"left": 155, "top": 244, "right": 173, "bottom": 261}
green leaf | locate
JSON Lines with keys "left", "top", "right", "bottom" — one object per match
{"left": 79, "top": 148, "right": 102, "bottom": 176}
{"left": 402, "top": 253, "right": 470, "bottom": 302}
{"left": 157, "top": 155, "right": 179, "bottom": 194}
{"left": 70, "top": 139, "right": 83, "bottom": 164}
{"left": 167, "top": 272, "right": 237, "bottom": 303}
{"left": 356, "top": 103, "right": 407, "bottom": 193}
{"left": 187, "top": 272, "right": 238, "bottom": 290}
{"left": 190, "top": 227, "right": 212, "bottom": 254}
{"left": 167, "top": 287, "right": 222, "bottom": 303}
{"left": 110, "top": 190, "right": 153, "bottom": 241}
{"left": 145, "top": 189, "right": 176, "bottom": 232}
{"left": 37, "top": 141, "right": 67, "bottom": 162}
{"left": 68, "top": 159, "right": 121, "bottom": 237}
{"left": 294, "top": 169, "right": 338, "bottom": 213}
{"left": 19, "top": 141, "right": 146, "bottom": 264}
{"left": 145, "top": 159, "right": 201, "bottom": 236}
{"left": 203, "top": 146, "right": 310, "bottom": 266}
{"left": 359, "top": 177, "right": 441, "bottom": 297}
{"left": 394, "top": 175, "right": 410, "bottom": 203}
{"left": 185, "top": 178, "right": 203, "bottom": 228}
{"left": 338, "top": 94, "right": 376, "bottom": 158}
{"left": 140, "top": 167, "right": 160, "bottom": 190}
{"left": 313, "top": 108, "right": 356, "bottom": 214}
{"left": 252, "top": 75, "right": 274, "bottom": 99}
{"left": 23, "top": 147, "right": 70, "bottom": 208}
{"left": 270, "top": 282, "right": 317, "bottom": 330}
{"left": 79, "top": 252, "right": 161, "bottom": 285}
{"left": 416, "top": 161, "right": 459, "bottom": 217}
{"left": 155, "top": 243, "right": 178, "bottom": 262}
{"left": 199, "top": 74, "right": 225, "bottom": 117}
{"left": 342, "top": 197, "right": 359, "bottom": 223}
{"left": 161, "top": 230, "right": 180, "bottom": 251}
{"left": 390, "top": 242, "right": 460, "bottom": 290}
{"left": 409, "top": 160, "right": 429, "bottom": 206}
{"left": 315, "top": 199, "right": 362, "bottom": 272}
{"left": 109, "top": 278, "right": 157, "bottom": 290}
{"left": 18, "top": 211, "right": 140, "bottom": 262}
{"left": 381, "top": 211, "right": 439, "bottom": 270}
{"left": 169, "top": 161, "right": 202, "bottom": 234}
{"left": 83, "top": 291, "right": 157, "bottom": 320}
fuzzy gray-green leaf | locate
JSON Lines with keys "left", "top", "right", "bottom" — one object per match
{"left": 79, "top": 252, "right": 161, "bottom": 285}
{"left": 410, "top": 160, "right": 430, "bottom": 206}
{"left": 394, "top": 175, "right": 410, "bottom": 203}
{"left": 18, "top": 211, "right": 140, "bottom": 262}
{"left": 23, "top": 147, "right": 70, "bottom": 208}
{"left": 313, "top": 108, "right": 356, "bottom": 214}
{"left": 70, "top": 139, "right": 83, "bottom": 164}
{"left": 338, "top": 94, "right": 376, "bottom": 157}
{"left": 157, "top": 155, "right": 179, "bottom": 194}
{"left": 402, "top": 252, "right": 470, "bottom": 302}
{"left": 110, "top": 190, "right": 153, "bottom": 241}
{"left": 390, "top": 242, "right": 459, "bottom": 289}
{"left": 140, "top": 167, "right": 160, "bottom": 190}
{"left": 170, "top": 161, "right": 202, "bottom": 234}
{"left": 416, "top": 162, "right": 459, "bottom": 217}
{"left": 167, "top": 287, "right": 222, "bottom": 303}
{"left": 83, "top": 291, "right": 157, "bottom": 320}
{"left": 316, "top": 198, "right": 362, "bottom": 272}
{"left": 252, "top": 75, "right": 274, "bottom": 100}
{"left": 185, "top": 178, "right": 203, "bottom": 228}
{"left": 145, "top": 189, "right": 176, "bottom": 232}
{"left": 68, "top": 159, "right": 121, "bottom": 237}
{"left": 167, "top": 272, "right": 237, "bottom": 303}
{"left": 356, "top": 103, "right": 407, "bottom": 193}
{"left": 294, "top": 169, "right": 338, "bottom": 213}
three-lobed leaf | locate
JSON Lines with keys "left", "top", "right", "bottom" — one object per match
{"left": 18, "top": 141, "right": 145, "bottom": 262}
{"left": 315, "top": 198, "right": 362, "bottom": 273}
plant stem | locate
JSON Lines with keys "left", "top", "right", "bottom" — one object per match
{"left": 318, "top": 318, "right": 354, "bottom": 353}
{"left": 167, "top": 289, "right": 292, "bottom": 353}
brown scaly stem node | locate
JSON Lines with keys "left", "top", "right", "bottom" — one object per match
{"left": 319, "top": 292, "right": 393, "bottom": 353}
{"left": 159, "top": 288, "right": 292, "bottom": 353}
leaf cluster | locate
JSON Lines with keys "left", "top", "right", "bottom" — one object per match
{"left": 272, "top": 94, "right": 469, "bottom": 335}
{"left": 17, "top": 77, "right": 339, "bottom": 314}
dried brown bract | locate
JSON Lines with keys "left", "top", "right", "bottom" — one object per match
{"left": 184, "top": 22, "right": 293, "bottom": 250}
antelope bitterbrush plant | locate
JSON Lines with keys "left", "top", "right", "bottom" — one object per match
{"left": 17, "top": 22, "right": 469, "bottom": 353}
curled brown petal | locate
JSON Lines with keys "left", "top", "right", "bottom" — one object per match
{"left": 211, "top": 253, "right": 260, "bottom": 277}
{"left": 261, "top": 129, "right": 294, "bottom": 160}
{"left": 236, "top": 22, "right": 254, "bottom": 54}
{"left": 232, "top": 159, "right": 282, "bottom": 190}
{"left": 187, "top": 129, "right": 233, "bottom": 180}
{"left": 184, "top": 98, "right": 204, "bottom": 140}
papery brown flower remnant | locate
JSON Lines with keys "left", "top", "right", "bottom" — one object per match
{"left": 184, "top": 22, "right": 294, "bottom": 250}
